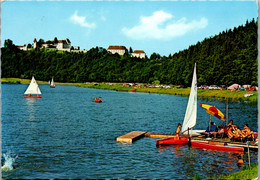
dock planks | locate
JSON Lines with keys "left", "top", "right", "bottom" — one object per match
{"left": 116, "top": 131, "right": 146, "bottom": 143}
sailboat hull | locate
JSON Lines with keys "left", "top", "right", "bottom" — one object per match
{"left": 191, "top": 141, "right": 244, "bottom": 152}
{"left": 23, "top": 96, "right": 42, "bottom": 98}
{"left": 156, "top": 136, "right": 188, "bottom": 145}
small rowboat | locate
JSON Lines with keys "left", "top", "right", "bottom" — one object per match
{"left": 156, "top": 136, "right": 188, "bottom": 146}
{"left": 130, "top": 89, "right": 136, "bottom": 92}
{"left": 191, "top": 141, "right": 244, "bottom": 152}
{"left": 94, "top": 100, "right": 102, "bottom": 103}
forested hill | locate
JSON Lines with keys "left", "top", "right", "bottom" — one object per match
{"left": 1, "top": 19, "right": 257, "bottom": 86}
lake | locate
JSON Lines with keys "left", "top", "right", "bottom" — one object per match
{"left": 1, "top": 84, "right": 258, "bottom": 179}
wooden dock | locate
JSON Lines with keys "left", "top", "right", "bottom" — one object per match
{"left": 116, "top": 131, "right": 258, "bottom": 150}
{"left": 116, "top": 131, "right": 146, "bottom": 143}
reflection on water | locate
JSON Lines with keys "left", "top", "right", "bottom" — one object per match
{"left": 26, "top": 98, "right": 37, "bottom": 121}
{"left": 1, "top": 84, "right": 258, "bottom": 179}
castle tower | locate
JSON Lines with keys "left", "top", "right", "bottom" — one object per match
{"left": 33, "top": 38, "right": 37, "bottom": 48}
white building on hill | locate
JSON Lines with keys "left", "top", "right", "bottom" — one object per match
{"left": 131, "top": 50, "right": 146, "bottom": 59}
{"left": 107, "top": 45, "right": 127, "bottom": 56}
{"left": 33, "top": 38, "right": 71, "bottom": 51}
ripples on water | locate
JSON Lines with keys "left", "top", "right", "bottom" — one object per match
{"left": 1, "top": 84, "right": 258, "bottom": 179}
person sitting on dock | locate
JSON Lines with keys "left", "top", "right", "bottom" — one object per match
{"left": 175, "top": 123, "right": 181, "bottom": 139}
{"left": 232, "top": 126, "right": 246, "bottom": 139}
{"left": 241, "top": 124, "right": 255, "bottom": 140}
{"left": 205, "top": 122, "right": 217, "bottom": 132}
{"left": 227, "top": 120, "right": 238, "bottom": 129}
{"left": 227, "top": 125, "right": 246, "bottom": 141}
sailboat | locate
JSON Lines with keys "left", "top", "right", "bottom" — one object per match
{"left": 23, "top": 76, "right": 42, "bottom": 98}
{"left": 50, "top": 77, "right": 55, "bottom": 88}
{"left": 181, "top": 63, "right": 204, "bottom": 135}
{"left": 156, "top": 63, "right": 202, "bottom": 145}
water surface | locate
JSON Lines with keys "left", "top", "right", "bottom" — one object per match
{"left": 2, "top": 84, "right": 258, "bottom": 179}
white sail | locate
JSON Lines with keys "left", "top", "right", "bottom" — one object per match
{"left": 50, "top": 77, "right": 55, "bottom": 87}
{"left": 181, "top": 63, "right": 197, "bottom": 133}
{"left": 24, "top": 76, "right": 42, "bottom": 95}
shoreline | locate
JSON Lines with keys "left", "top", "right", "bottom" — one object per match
{"left": 79, "top": 82, "right": 258, "bottom": 103}
{"left": 1, "top": 78, "right": 258, "bottom": 102}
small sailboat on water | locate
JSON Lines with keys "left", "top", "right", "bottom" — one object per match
{"left": 23, "top": 76, "right": 42, "bottom": 98}
{"left": 156, "top": 63, "right": 203, "bottom": 145}
{"left": 181, "top": 63, "right": 204, "bottom": 135}
{"left": 50, "top": 77, "right": 55, "bottom": 88}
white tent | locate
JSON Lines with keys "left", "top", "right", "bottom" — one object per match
{"left": 227, "top": 84, "right": 239, "bottom": 90}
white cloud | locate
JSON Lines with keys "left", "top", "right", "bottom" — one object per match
{"left": 70, "top": 11, "right": 96, "bottom": 29}
{"left": 122, "top": 11, "right": 208, "bottom": 40}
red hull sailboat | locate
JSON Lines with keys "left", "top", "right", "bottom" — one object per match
{"left": 191, "top": 141, "right": 244, "bottom": 152}
{"left": 156, "top": 136, "right": 188, "bottom": 146}
{"left": 23, "top": 76, "right": 42, "bottom": 98}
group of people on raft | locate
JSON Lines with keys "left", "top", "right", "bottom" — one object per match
{"left": 175, "top": 120, "right": 257, "bottom": 143}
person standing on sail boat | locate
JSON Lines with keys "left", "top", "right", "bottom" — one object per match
{"left": 175, "top": 123, "right": 182, "bottom": 139}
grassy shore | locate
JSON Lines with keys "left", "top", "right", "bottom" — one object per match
{"left": 1, "top": 78, "right": 258, "bottom": 102}
{"left": 193, "top": 163, "right": 258, "bottom": 180}
{"left": 79, "top": 82, "right": 258, "bottom": 103}
{"left": 216, "top": 163, "right": 258, "bottom": 180}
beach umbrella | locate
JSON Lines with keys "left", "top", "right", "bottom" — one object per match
{"left": 199, "top": 103, "right": 225, "bottom": 120}
{"left": 199, "top": 103, "right": 225, "bottom": 132}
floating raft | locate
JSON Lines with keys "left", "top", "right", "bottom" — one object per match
{"left": 116, "top": 131, "right": 146, "bottom": 143}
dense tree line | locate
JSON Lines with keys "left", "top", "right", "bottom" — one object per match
{"left": 1, "top": 19, "right": 257, "bottom": 86}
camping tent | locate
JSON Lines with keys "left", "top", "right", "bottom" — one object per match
{"left": 227, "top": 84, "right": 239, "bottom": 90}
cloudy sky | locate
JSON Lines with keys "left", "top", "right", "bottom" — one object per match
{"left": 2, "top": 1, "right": 257, "bottom": 56}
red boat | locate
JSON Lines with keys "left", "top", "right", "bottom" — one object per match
{"left": 156, "top": 136, "right": 188, "bottom": 146}
{"left": 23, "top": 96, "right": 42, "bottom": 98}
{"left": 94, "top": 99, "right": 102, "bottom": 103}
{"left": 191, "top": 141, "right": 244, "bottom": 152}
{"left": 130, "top": 89, "right": 136, "bottom": 92}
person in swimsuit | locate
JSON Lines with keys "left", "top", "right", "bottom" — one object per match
{"left": 175, "top": 123, "right": 181, "bottom": 139}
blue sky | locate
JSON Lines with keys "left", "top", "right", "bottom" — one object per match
{"left": 2, "top": 1, "right": 258, "bottom": 57}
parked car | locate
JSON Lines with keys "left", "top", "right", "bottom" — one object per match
{"left": 220, "top": 85, "right": 227, "bottom": 90}
{"left": 176, "top": 85, "right": 184, "bottom": 89}
{"left": 208, "top": 85, "right": 219, "bottom": 90}
{"left": 198, "top": 85, "right": 208, "bottom": 90}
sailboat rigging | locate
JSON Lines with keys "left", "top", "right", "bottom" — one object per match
{"left": 23, "top": 76, "right": 42, "bottom": 98}
{"left": 181, "top": 63, "right": 197, "bottom": 133}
